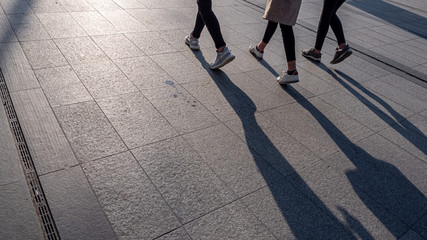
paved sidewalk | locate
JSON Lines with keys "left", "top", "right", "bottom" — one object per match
{"left": 0, "top": 0, "right": 426, "bottom": 239}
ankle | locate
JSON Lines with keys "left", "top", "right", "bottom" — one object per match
{"left": 314, "top": 48, "right": 321, "bottom": 54}
{"left": 287, "top": 69, "right": 297, "bottom": 75}
{"left": 338, "top": 43, "right": 347, "bottom": 50}
{"left": 217, "top": 46, "right": 225, "bottom": 53}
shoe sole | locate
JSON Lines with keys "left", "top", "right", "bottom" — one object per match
{"left": 278, "top": 78, "right": 299, "bottom": 85}
{"left": 185, "top": 42, "right": 200, "bottom": 50}
{"left": 301, "top": 52, "right": 321, "bottom": 62}
{"left": 330, "top": 49, "right": 352, "bottom": 64}
{"left": 210, "top": 55, "right": 235, "bottom": 70}
{"left": 249, "top": 46, "right": 263, "bottom": 59}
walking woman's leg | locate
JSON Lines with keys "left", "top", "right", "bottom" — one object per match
{"left": 330, "top": 0, "right": 347, "bottom": 49}
{"left": 197, "top": 0, "right": 226, "bottom": 50}
{"left": 277, "top": 24, "right": 299, "bottom": 85}
{"left": 257, "top": 21, "right": 278, "bottom": 51}
{"left": 191, "top": 12, "right": 205, "bottom": 39}
{"left": 314, "top": 0, "right": 340, "bottom": 52}
{"left": 280, "top": 24, "right": 296, "bottom": 71}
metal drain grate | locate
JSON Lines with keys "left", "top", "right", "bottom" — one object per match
{"left": 0, "top": 69, "right": 60, "bottom": 240}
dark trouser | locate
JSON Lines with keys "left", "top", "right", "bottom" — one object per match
{"left": 315, "top": 0, "right": 346, "bottom": 51}
{"left": 191, "top": 0, "right": 226, "bottom": 49}
{"left": 262, "top": 21, "right": 296, "bottom": 62}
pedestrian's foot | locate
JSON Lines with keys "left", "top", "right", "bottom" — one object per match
{"left": 301, "top": 48, "right": 321, "bottom": 62}
{"left": 249, "top": 45, "right": 263, "bottom": 59}
{"left": 185, "top": 35, "right": 200, "bottom": 50}
{"left": 277, "top": 70, "right": 299, "bottom": 85}
{"left": 210, "top": 47, "right": 235, "bottom": 70}
{"left": 330, "top": 44, "right": 352, "bottom": 64}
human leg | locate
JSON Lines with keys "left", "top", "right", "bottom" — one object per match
{"left": 277, "top": 24, "right": 299, "bottom": 84}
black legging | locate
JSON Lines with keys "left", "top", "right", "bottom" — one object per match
{"left": 262, "top": 21, "right": 296, "bottom": 62}
{"left": 191, "top": 0, "right": 226, "bottom": 49}
{"left": 315, "top": 0, "right": 346, "bottom": 51}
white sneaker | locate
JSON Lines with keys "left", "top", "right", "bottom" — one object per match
{"left": 277, "top": 71, "right": 299, "bottom": 85}
{"left": 209, "top": 47, "right": 235, "bottom": 70}
{"left": 249, "top": 45, "right": 263, "bottom": 59}
{"left": 185, "top": 35, "right": 200, "bottom": 50}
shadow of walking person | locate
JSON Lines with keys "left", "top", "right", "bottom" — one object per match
{"left": 190, "top": 50, "right": 367, "bottom": 239}
{"left": 346, "top": 0, "right": 427, "bottom": 39}
{"left": 275, "top": 62, "right": 427, "bottom": 238}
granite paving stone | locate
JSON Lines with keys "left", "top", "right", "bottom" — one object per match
{"left": 26, "top": 0, "right": 66, "bottom": 13}
{"left": 342, "top": 55, "right": 393, "bottom": 78}
{"left": 362, "top": 79, "right": 427, "bottom": 113}
{"left": 0, "top": 42, "right": 40, "bottom": 92}
{"left": 158, "top": 28, "right": 194, "bottom": 50}
{"left": 53, "top": 100, "right": 127, "bottom": 162}
{"left": 241, "top": 181, "right": 353, "bottom": 240}
{"left": 37, "top": 12, "right": 87, "bottom": 38}
{"left": 40, "top": 166, "right": 117, "bottom": 240}
{"left": 401, "top": 114, "right": 427, "bottom": 137}
{"left": 318, "top": 89, "right": 399, "bottom": 133}
{"left": 127, "top": 9, "right": 173, "bottom": 31}
{"left": 114, "top": 56, "right": 173, "bottom": 89}
{"left": 57, "top": 0, "right": 94, "bottom": 12}
{"left": 414, "top": 64, "right": 427, "bottom": 76}
{"left": 70, "top": 11, "right": 117, "bottom": 36}
{"left": 126, "top": 31, "right": 177, "bottom": 56}
{"left": 378, "top": 74, "right": 427, "bottom": 102}
{"left": 34, "top": 66, "right": 92, "bottom": 107}
{"left": 224, "top": 113, "right": 320, "bottom": 177}
{"left": 245, "top": 67, "right": 315, "bottom": 102}
{"left": 0, "top": 0, "right": 32, "bottom": 14}
{"left": 1, "top": 0, "right": 427, "bottom": 239}
{"left": 263, "top": 97, "right": 374, "bottom": 159}
{"left": 156, "top": 228, "right": 191, "bottom": 240}
{"left": 141, "top": 83, "right": 220, "bottom": 134}
{"left": 182, "top": 124, "right": 283, "bottom": 197}
{"left": 54, "top": 36, "right": 108, "bottom": 65}
{"left": 413, "top": 214, "right": 427, "bottom": 239}
{"left": 150, "top": 52, "right": 211, "bottom": 84}
{"left": 0, "top": 180, "right": 44, "bottom": 240}
{"left": 399, "top": 230, "right": 425, "bottom": 240}
{"left": 182, "top": 77, "right": 254, "bottom": 122}
{"left": 99, "top": 10, "right": 149, "bottom": 33}
{"left": 92, "top": 34, "right": 144, "bottom": 60}
{"left": 218, "top": 73, "right": 287, "bottom": 112}
{"left": 11, "top": 88, "right": 79, "bottom": 174}
{"left": 85, "top": 0, "right": 121, "bottom": 11}
{"left": 97, "top": 92, "right": 178, "bottom": 149}
{"left": 378, "top": 125, "right": 427, "bottom": 163}
{"left": 322, "top": 134, "right": 427, "bottom": 226}
{"left": 287, "top": 160, "right": 408, "bottom": 239}
{"left": 0, "top": 102, "right": 23, "bottom": 186}
{"left": 0, "top": 15, "right": 18, "bottom": 42}
{"left": 132, "top": 137, "right": 237, "bottom": 223}
{"left": 21, "top": 40, "right": 68, "bottom": 69}
{"left": 83, "top": 151, "right": 181, "bottom": 240}
{"left": 181, "top": 47, "right": 243, "bottom": 75}
{"left": 8, "top": 13, "right": 52, "bottom": 41}
{"left": 72, "top": 60, "right": 137, "bottom": 99}
{"left": 184, "top": 201, "right": 276, "bottom": 240}
{"left": 110, "top": 0, "right": 146, "bottom": 9}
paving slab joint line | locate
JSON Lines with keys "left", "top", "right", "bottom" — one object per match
{"left": 239, "top": 0, "right": 427, "bottom": 86}
{"left": 0, "top": 68, "right": 61, "bottom": 240}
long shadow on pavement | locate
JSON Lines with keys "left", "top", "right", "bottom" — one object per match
{"left": 318, "top": 63, "right": 427, "bottom": 156}
{"left": 192, "top": 48, "right": 426, "bottom": 238}
{"left": 275, "top": 61, "right": 427, "bottom": 237}
{"left": 191, "top": 50, "right": 368, "bottom": 239}
{"left": 347, "top": 0, "right": 427, "bottom": 39}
